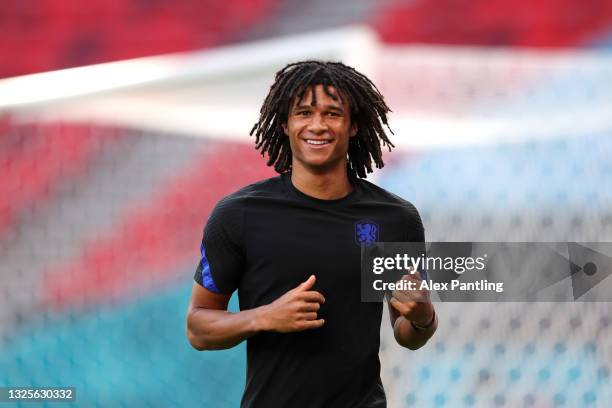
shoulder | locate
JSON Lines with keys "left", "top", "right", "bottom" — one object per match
{"left": 210, "top": 176, "right": 284, "bottom": 217}
{"left": 357, "top": 178, "right": 420, "bottom": 214}
{"left": 356, "top": 178, "right": 424, "bottom": 236}
{"left": 204, "top": 176, "right": 283, "bottom": 242}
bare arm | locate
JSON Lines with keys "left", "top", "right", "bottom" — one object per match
{"left": 387, "top": 273, "right": 437, "bottom": 350}
{"left": 186, "top": 275, "right": 325, "bottom": 351}
{"left": 186, "top": 283, "right": 259, "bottom": 350}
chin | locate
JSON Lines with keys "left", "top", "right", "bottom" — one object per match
{"left": 300, "top": 157, "right": 343, "bottom": 172}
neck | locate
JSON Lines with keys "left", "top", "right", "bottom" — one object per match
{"left": 290, "top": 160, "right": 353, "bottom": 200}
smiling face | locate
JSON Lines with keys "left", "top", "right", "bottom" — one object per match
{"left": 282, "top": 84, "right": 357, "bottom": 173}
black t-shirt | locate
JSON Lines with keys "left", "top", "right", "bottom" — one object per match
{"left": 194, "top": 173, "right": 424, "bottom": 408}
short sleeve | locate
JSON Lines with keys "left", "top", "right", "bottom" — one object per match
{"left": 403, "top": 202, "right": 425, "bottom": 243}
{"left": 194, "top": 197, "right": 245, "bottom": 294}
{"left": 403, "top": 202, "right": 427, "bottom": 279}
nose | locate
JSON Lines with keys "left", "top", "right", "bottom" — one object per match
{"left": 307, "top": 113, "right": 327, "bottom": 134}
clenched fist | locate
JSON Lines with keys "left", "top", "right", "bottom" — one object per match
{"left": 389, "top": 271, "right": 434, "bottom": 327}
{"left": 258, "top": 275, "right": 326, "bottom": 333}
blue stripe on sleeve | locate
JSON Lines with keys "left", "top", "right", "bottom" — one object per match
{"left": 200, "top": 244, "right": 221, "bottom": 293}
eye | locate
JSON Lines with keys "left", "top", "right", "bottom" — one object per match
{"left": 327, "top": 111, "right": 341, "bottom": 117}
{"left": 297, "top": 110, "right": 311, "bottom": 116}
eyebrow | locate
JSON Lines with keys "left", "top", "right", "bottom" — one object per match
{"left": 294, "top": 103, "right": 344, "bottom": 112}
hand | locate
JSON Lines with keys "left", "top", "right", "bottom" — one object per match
{"left": 389, "top": 271, "right": 434, "bottom": 327}
{"left": 258, "top": 275, "right": 325, "bottom": 333}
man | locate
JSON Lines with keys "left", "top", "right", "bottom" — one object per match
{"left": 186, "top": 60, "right": 437, "bottom": 407}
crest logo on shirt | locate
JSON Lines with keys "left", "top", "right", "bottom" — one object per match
{"left": 355, "top": 220, "right": 379, "bottom": 246}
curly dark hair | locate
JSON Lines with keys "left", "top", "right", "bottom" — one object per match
{"left": 250, "top": 60, "right": 394, "bottom": 178}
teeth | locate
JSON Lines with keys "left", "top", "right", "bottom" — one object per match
{"left": 306, "top": 140, "right": 330, "bottom": 145}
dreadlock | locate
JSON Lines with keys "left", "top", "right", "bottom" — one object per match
{"left": 250, "top": 60, "right": 394, "bottom": 179}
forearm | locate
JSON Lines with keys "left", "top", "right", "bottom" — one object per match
{"left": 186, "top": 306, "right": 265, "bottom": 351}
{"left": 393, "top": 312, "right": 437, "bottom": 350}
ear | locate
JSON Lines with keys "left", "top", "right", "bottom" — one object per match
{"left": 282, "top": 123, "right": 288, "bottom": 136}
{"left": 349, "top": 122, "right": 358, "bottom": 138}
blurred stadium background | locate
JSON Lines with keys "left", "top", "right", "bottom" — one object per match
{"left": 1, "top": 1, "right": 612, "bottom": 407}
